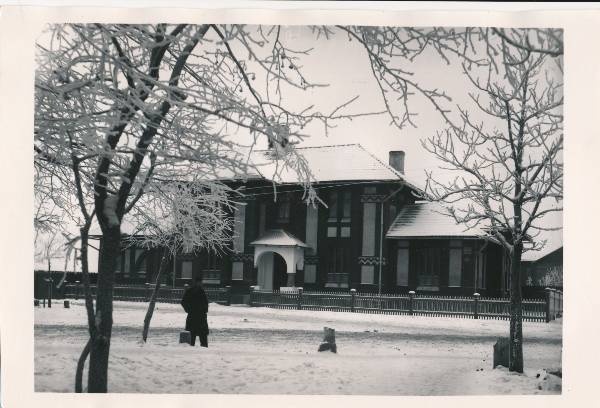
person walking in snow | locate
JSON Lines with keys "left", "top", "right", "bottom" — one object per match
{"left": 181, "top": 279, "right": 209, "bottom": 347}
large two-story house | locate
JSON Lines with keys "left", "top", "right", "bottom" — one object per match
{"left": 111, "top": 144, "right": 509, "bottom": 297}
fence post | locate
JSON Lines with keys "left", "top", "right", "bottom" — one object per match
{"left": 225, "top": 285, "right": 232, "bottom": 306}
{"left": 145, "top": 283, "right": 151, "bottom": 302}
{"left": 558, "top": 290, "right": 563, "bottom": 317}
{"left": 46, "top": 278, "right": 53, "bottom": 308}
{"left": 473, "top": 292, "right": 480, "bottom": 319}
{"left": 409, "top": 290, "right": 415, "bottom": 316}
{"left": 297, "top": 287, "right": 303, "bottom": 310}
{"left": 249, "top": 286, "right": 255, "bottom": 307}
{"left": 75, "top": 281, "right": 80, "bottom": 300}
{"left": 552, "top": 288, "right": 558, "bottom": 320}
{"left": 544, "top": 287, "right": 552, "bottom": 323}
{"left": 350, "top": 289, "right": 356, "bottom": 312}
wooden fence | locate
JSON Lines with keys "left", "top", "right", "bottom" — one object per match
{"left": 63, "top": 283, "right": 230, "bottom": 305}
{"left": 60, "top": 284, "right": 562, "bottom": 323}
{"left": 249, "top": 288, "right": 562, "bottom": 323}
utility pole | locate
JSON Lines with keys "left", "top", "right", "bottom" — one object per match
{"left": 378, "top": 185, "right": 405, "bottom": 295}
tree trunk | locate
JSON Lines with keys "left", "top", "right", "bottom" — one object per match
{"left": 47, "top": 260, "right": 52, "bottom": 308}
{"left": 75, "top": 339, "right": 91, "bottom": 393}
{"left": 75, "top": 223, "right": 96, "bottom": 392}
{"left": 142, "top": 249, "right": 169, "bottom": 342}
{"left": 87, "top": 226, "right": 120, "bottom": 393}
{"left": 509, "top": 241, "right": 524, "bottom": 373}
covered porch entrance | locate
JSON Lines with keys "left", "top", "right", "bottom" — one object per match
{"left": 250, "top": 229, "right": 307, "bottom": 291}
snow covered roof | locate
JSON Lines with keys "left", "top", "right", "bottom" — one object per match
{"left": 249, "top": 229, "right": 308, "bottom": 247}
{"left": 522, "top": 243, "right": 563, "bottom": 262}
{"left": 250, "top": 144, "right": 420, "bottom": 189}
{"left": 386, "top": 201, "right": 486, "bottom": 239}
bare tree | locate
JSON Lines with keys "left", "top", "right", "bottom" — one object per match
{"left": 35, "top": 232, "right": 65, "bottom": 307}
{"left": 35, "top": 23, "right": 396, "bottom": 393}
{"left": 128, "top": 179, "right": 235, "bottom": 343}
{"left": 424, "top": 33, "right": 563, "bottom": 373}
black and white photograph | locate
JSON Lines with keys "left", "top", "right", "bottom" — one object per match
{"left": 9, "top": 3, "right": 600, "bottom": 405}
{"left": 29, "top": 21, "right": 565, "bottom": 396}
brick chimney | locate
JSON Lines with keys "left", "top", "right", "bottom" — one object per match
{"left": 389, "top": 151, "right": 405, "bottom": 174}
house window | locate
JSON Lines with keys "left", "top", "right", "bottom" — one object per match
{"left": 123, "top": 249, "right": 131, "bottom": 277}
{"left": 448, "top": 240, "right": 463, "bottom": 287}
{"left": 327, "top": 192, "right": 338, "bottom": 222}
{"left": 202, "top": 252, "right": 221, "bottom": 284}
{"left": 181, "top": 260, "right": 193, "bottom": 280}
{"left": 115, "top": 253, "right": 122, "bottom": 274}
{"left": 342, "top": 191, "right": 351, "bottom": 222}
{"left": 304, "top": 264, "right": 317, "bottom": 284}
{"left": 327, "top": 190, "right": 351, "bottom": 238}
{"left": 133, "top": 248, "right": 146, "bottom": 276}
{"left": 232, "top": 262, "right": 244, "bottom": 280}
{"left": 326, "top": 246, "right": 348, "bottom": 287}
{"left": 396, "top": 241, "right": 409, "bottom": 286}
{"left": 476, "top": 251, "right": 486, "bottom": 289}
{"left": 463, "top": 246, "right": 475, "bottom": 288}
{"left": 361, "top": 265, "right": 375, "bottom": 284}
{"left": 277, "top": 199, "right": 291, "bottom": 224}
{"left": 414, "top": 246, "right": 444, "bottom": 290}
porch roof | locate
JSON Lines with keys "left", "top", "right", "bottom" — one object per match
{"left": 249, "top": 229, "right": 308, "bottom": 248}
{"left": 386, "top": 201, "right": 486, "bottom": 239}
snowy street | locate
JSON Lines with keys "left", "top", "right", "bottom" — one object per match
{"left": 34, "top": 301, "right": 562, "bottom": 395}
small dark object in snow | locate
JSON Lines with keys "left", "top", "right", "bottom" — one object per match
{"left": 179, "top": 331, "right": 191, "bottom": 345}
{"left": 243, "top": 318, "right": 248, "bottom": 322}
{"left": 536, "top": 373, "right": 541, "bottom": 378}
{"left": 493, "top": 337, "right": 510, "bottom": 369}
{"left": 318, "top": 327, "right": 337, "bottom": 353}
{"left": 549, "top": 368, "right": 562, "bottom": 378}
{"left": 374, "top": 329, "right": 378, "bottom": 333}
{"left": 64, "top": 300, "right": 70, "bottom": 308}
{"left": 34, "top": 299, "right": 40, "bottom": 307}
{"left": 318, "top": 343, "right": 337, "bottom": 353}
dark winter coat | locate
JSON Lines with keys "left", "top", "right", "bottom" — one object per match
{"left": 181, "top": 285, "right": 209, "bottom": 335}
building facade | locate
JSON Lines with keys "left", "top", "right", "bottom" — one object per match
{"left": 111, "top": 144, "right": 508, "bottom": 296}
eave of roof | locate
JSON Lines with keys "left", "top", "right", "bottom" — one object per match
{"left": 249, "top": 229, "right": 308, "bottom": 247}
{"left": 386, "top": 201, "right": 486, "bottom": 239}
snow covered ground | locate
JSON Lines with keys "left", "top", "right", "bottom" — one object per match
{"left": 34, "top": 300, "right": 562, "bottom": 395}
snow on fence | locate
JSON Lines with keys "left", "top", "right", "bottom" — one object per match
{"left": 249, "top": 288, "right": 562, "bottom": 323}
{"left": 62, "top": 283, "right": 230, "bottom": 305}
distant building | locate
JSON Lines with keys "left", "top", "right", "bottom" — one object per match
{"left": 522, "top": 245, "right": 563, "bottom": 289}
{"left": 102, "top": 144, "right": 512, "bottom": 296}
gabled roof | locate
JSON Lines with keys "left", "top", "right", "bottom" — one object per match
{"left": 172, "top": 144, "right": 423, "bottom": 194}
{"left": 386, "top": 201, "right": 486, "bottom": 239}
{"left": 249, "top": 229, "right": 308, "bottom": 247}
{"left": 251, "top": 144, "right": 413, "bottom": 183}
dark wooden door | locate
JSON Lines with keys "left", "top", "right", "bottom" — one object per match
{"left": 273, "top": 253, "right": 288, "bottom": 290}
